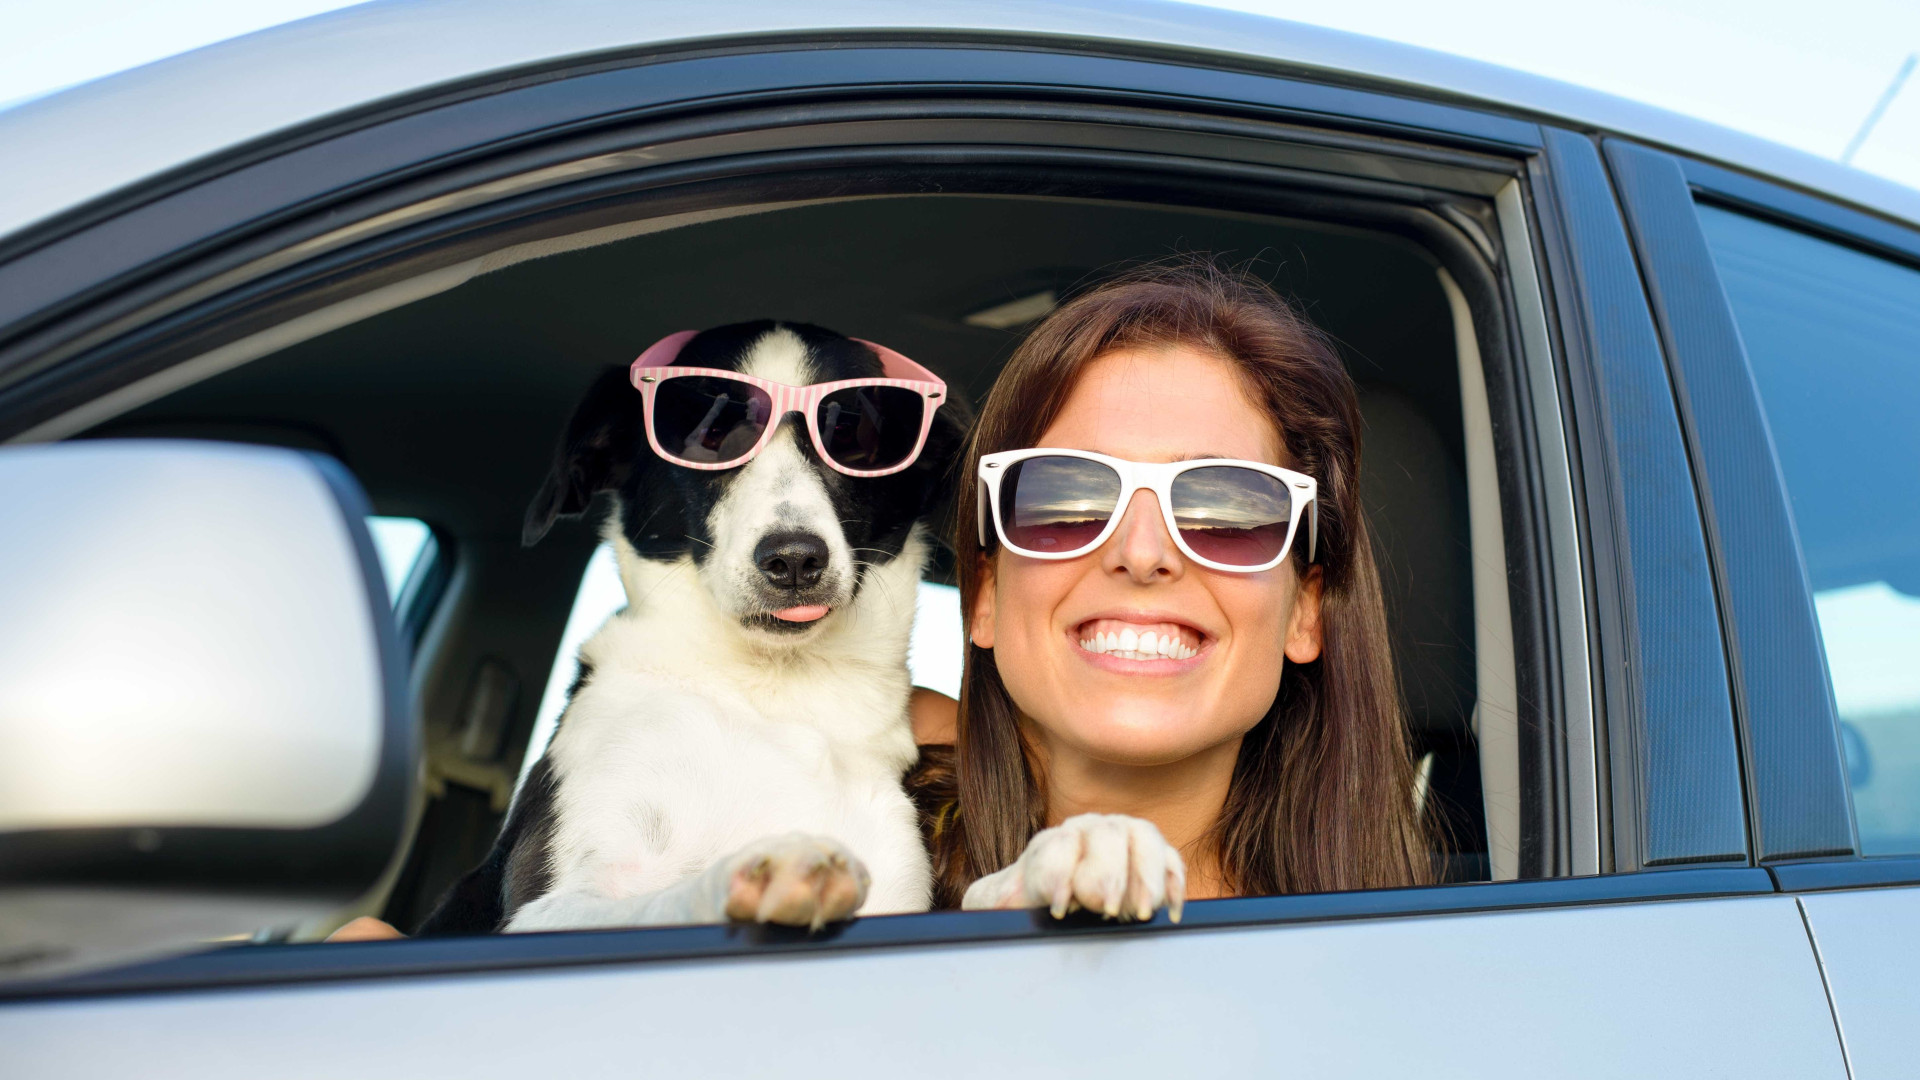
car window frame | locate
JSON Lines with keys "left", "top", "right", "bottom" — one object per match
{"left": 1607, "top": 140, "right": 1920, "bottom": 892}
{"left": 14, "top": 867, "right": 1773, "bottom": 1001}
{"left": 1531, "top": 130, "right": 1750, "bottom": 873}
{"left": 391, "top": 520, "right": 454, "bottom": 654}
{"left": 0, "top": 39, "right": 1767, "bottom": 998}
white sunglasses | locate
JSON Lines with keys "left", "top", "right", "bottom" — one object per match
{"left": 977, "top": 448, "right": 1318, "bottom": 573}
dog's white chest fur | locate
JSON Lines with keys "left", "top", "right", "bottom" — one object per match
{"left": 503, "top": 529, "right": 935, "bottom": 931}
{"left": 535, "top": 660, "right": 927, "bottom": 915}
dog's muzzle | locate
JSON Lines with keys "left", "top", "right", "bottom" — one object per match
{"left": 746, "top": 530, "right": 841, "bottom": 631}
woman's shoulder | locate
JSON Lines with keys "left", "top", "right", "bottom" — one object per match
{"left": 910, "top": 686, "right": 957, "bottom": 746}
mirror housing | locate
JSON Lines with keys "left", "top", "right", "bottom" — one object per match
{"left": 0, "top": 440, "right": 415, "bottom": 981}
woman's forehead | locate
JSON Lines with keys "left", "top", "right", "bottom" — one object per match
{"left": 1036, "top": 346, "right": 1285, "bottom": 466}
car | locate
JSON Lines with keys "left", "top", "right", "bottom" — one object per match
{"left": 1, "top": 2, "right": 1916, "bottom": 1075}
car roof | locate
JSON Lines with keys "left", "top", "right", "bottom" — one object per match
{"left": 3, "top": 0, "right": 1918, "bottom": 249}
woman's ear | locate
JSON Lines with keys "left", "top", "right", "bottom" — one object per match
{"left": 1284, "top": 564, "right": 1325, "bottom": 664}
{"left": 969, "top": 555, "right": 997, "bottom": 650}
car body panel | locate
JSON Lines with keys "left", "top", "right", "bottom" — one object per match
{"left": 0, "top": 45, "right": 1541, "bottom": 370}
{"left": 1, "top": 895, "right": 1845, "bottom": 1078}
{"left": 1799, "top": 886, "right": 1920, "bottom": 1080}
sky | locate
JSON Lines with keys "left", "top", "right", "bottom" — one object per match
{"left": 1216, "top": 0, "right": 1920, "bottom": 187}
{"left": 0, "top": 0, "right": 1916, "bottom": 192}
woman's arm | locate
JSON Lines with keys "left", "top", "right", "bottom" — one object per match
{"left": 326, "top": 916, "right": 404, "bottom": 942}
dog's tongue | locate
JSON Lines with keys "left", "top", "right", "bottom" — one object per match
{"left": 771, "top": 605, "right": 830, "bottom": 623}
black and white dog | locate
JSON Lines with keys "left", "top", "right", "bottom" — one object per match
{"left": 420, "top": 321, "right": 962, "bottom": 934}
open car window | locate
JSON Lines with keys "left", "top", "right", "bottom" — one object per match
{"left": 116, "top": 191, "right": 1520, "bottom": 934}
{"left": 368, "top": 516, "right": 433, "bottom": 607}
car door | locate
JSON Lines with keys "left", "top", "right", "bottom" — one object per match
{"left": 1610, "top": 140, "right": 1920, "bottom": 1080}
{"left": 0, "top": 17, "right": 1852, "bottom": 1077}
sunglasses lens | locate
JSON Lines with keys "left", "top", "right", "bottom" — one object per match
{"left": 999, "top": 455, "right": 1122, "bottom": 555}
{"left": 817, "top": 386, "right": 926, "bottom": 471}
{"left": 1170, "top": 466, "right": 1294, "bottom": 567}
{"left": 651, "top": 376, "right": 773, "bottom": 465}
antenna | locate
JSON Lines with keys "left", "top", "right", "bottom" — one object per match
{"left": 1842, "top": 52, "right": 1917, "bottom": 165}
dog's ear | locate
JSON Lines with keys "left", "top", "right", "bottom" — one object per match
{"left": 524, "top": 366, "right": 642, "bottom": 547}
{"left": 917, "top": 393, "right": 973, "bottom": 520}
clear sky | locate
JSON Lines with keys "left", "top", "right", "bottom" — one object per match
{"left": 1216, "top": 0, "right": 1919, "bottom": 188}
{"left": 2, "top": 0, "right": 1916, "bottom": 192}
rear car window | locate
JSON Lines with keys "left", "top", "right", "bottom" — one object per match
{"left": 1697, "top": 205, "right": 1920, "bottom": 855}
{"left": 367, "top": 516, "right": 433, "bottom": 606}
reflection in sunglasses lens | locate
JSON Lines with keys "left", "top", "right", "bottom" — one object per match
{"left": 1001, "top": 456, "right": 1123, "bottom": 554}
{"left": 652, "top": 376, "right": 773, "bottom": 465}
{"left": 818, "top": 386, "right": 924, "bottom": 470}
{"left": 1171, "top": 466, "right": 1292, "bottom": 566}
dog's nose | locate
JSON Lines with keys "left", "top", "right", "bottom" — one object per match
{"left": 755, "top": 532, "right": 829, "bottom": 589}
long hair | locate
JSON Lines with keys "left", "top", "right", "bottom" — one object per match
{"left": 912, "top": 258, "right": 1432, "bottom": 905}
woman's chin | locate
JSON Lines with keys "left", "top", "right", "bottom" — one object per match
{"left": 1049, "top": 712, "right": 1238, "bottom": 767}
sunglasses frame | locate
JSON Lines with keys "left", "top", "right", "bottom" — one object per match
{"left": 629, "top": 330, "right": 947, "bottom": 477}
{"left": 977, "top": 447, "right": 1318, "bottom": 572}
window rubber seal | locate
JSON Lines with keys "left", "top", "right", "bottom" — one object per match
{"left": 10, "top": 866, "right": 1775, "bottom": 1002}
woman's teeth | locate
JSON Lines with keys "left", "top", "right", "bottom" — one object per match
{"left": 1077, "top": 622, "right": 1201, "bottom": 661}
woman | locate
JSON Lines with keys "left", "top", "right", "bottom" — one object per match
{"left": 909, "top": 258, "right": 1432, "bottom": 919}
{"left": 332, "top": 259, "right": 1430, "bottom": 941}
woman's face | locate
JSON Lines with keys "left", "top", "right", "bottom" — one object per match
{"left": 972, "top": 346, "right": 1324, "bottom": 768}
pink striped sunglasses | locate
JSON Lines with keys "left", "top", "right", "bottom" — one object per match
{"left": 628, "top": 330, "right": 948, "bottom": 477}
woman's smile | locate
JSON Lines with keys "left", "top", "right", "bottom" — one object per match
{"left": 1072, "top": 614, "right": 1209, "bottom": 668}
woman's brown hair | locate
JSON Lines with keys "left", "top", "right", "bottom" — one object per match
{"left": 913, "top": 257, "right": 1433, "bottom": 906}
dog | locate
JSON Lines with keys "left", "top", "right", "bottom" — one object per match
{"left": 418, "top": 321, "right": 963, "bottom": 934}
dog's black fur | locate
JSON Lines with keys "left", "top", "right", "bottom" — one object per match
{"left": 414, "top": 321, "right": 963, "bottom": 935}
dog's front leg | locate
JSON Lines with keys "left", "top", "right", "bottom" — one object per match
{"left": 505, "top": 833, "right": 872, "bottom": 933}
{"left": 962, "top": 813, "right": 1187, "bottom": 922}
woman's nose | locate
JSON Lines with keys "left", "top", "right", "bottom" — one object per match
{"left": 1100, "top": 489, "right": 1184, "bottom": 583}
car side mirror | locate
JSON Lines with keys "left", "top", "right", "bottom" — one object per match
{"left": 0, "top": 441, "right": 415, "bottom": 982}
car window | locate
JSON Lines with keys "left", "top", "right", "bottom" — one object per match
{"left": 518, "top": 546, "right": 966, "bottom": 788}
{"left": 1697, "top": 205, "right": 1920, "bottom": 855}
{"left": 367, "top": 515, "right": 433, "bottom": 607}
{"left": 57, "top": 185, "right": 1516, "bottom": 945}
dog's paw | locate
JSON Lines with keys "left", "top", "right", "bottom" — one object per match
{"left": 960, "top": 813, "right": 1186, "bottom": 922}
{"left": 718, "top": 833, "right": 872, "bottom": 931}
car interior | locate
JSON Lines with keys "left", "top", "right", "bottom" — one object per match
{"left": 80, "top": 193, "right": 1501, "bottom": 935}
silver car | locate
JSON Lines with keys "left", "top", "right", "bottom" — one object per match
{"left": 2, "top": 2, "right": 1916, "bottom": 1076}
